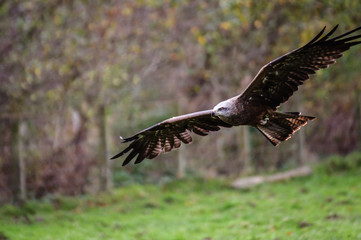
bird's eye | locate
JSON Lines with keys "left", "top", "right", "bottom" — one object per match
{"left": 219, "top": 107, "right": 226, "bottom": 111}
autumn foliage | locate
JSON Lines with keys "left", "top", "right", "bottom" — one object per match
{"left": 0, "top": 0, "right": 360, "bottom": 202}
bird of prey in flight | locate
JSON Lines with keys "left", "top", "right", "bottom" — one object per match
{"left": 112, "top": 25, "right": 361, "bottom": 166}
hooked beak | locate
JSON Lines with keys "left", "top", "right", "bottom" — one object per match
{"left": 211, "top": 109, "right": 216, "bottom": 117}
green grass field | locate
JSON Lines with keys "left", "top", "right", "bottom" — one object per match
{"left": 1, "top": 167, "right": 361, "bottom": 240}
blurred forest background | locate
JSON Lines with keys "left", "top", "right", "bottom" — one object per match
{"left": 1, "top": 0, "right": 361, "bottom": 203}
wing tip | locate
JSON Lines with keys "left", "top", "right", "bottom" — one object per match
{"left": 110, "top": 152, "right": 122, "bottom": 160}
{"left": 120, "top": 135, "right": 130, "bottom": 143}
{"left": 302, "top": 115, "right": 316, "bottom": 121}
{"left": 122, "top": 159, "right": 130, "bottom": 166}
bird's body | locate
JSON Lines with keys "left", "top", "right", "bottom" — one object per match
{"left": 213, "top": 96, "right": 267, "bottom": 126}
{"left": 112, "top": 25, "right": 361, "bottom": 166}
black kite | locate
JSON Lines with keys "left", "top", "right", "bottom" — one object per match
{"left": 112, "top": 25, "right": 361, "bottom": 166}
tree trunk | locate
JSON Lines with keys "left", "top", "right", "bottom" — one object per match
{"left": 19, "top": 121, "right": 27, "bottom": 200}
{"left": 238, "top": 127, "right": 252, "bottom": 175}
{"left": 9, "top": 121, "right": 20, "bottom": 202}
{"left": 177, "top": 146, "right": 186, "bottom": 179}
{"left": 97, "top": 104, "right": 112, "bottom": 192}
{"left": 296, "top": 92, "right": 306, "bottom": 166}
{"left": 105, "top": 148, "right": 113, "bottom": 192}
{"left": 177, "top": 100, "right": 186, "bottom": 179}
{"left": 297, "top": 127, "right": 306, "bottom": 165}
{"left": 232, "top": 166, "right": 312, "bottom": 189}
{"left": 355, "top": 89, "right": 361, "bottom": 150}
{"left": 53, "top": 104, "right": 64, "bottom": 150}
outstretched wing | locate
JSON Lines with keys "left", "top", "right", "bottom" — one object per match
{"left": 238, "top": 25, "right": 361, "bottom": 109}
{"left": 111, "top": 110, "right": 232, "bottom": 166}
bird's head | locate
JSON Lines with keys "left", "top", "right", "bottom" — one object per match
{"left": 212, "top": 100, "right": 233, "bottom": 118}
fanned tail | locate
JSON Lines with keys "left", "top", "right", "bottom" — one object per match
{"left": 257, "top": 112, "right": 315, "bottom": 146}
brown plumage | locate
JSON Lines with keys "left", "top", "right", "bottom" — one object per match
{"left": 111, "top": 110, "right": 232, "bottom": 166}
{"left": 112, "top": 25, "right": 361, "bottom": 166}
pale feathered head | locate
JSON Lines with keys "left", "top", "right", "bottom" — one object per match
{"left": 212, "top": 100, "right": 233, "bottom": 118}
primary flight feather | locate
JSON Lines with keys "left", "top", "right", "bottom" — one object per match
{"left": 112, "top": 25, "right": 361, "bottom": 166}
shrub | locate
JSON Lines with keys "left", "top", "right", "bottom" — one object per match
{"left": 321, "top": 151, "right": 361, "bottom": 174}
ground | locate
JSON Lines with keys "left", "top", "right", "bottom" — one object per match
{"left": 1, "top": 167, "right": 361, "bottom": 240}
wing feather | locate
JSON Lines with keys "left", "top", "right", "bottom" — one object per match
{"left": 123, "top": 149, "right": 139, "bottom": 166}
{"left": 166, "top": 134, "right": 175, "bottom": 149}
{"left": 193, "top": 126, "right": 209, "bottom": 136}
{"left": 163, "top": 137, "right": 172, "bottom": 152}
{"left": 134, "top": 153, "right": 146, "bottom": 165}
{"left": 134, "top": 138, "right": 151, "bottom": 164}
{"left": 173, "top": 135, "right": 181, "bottom": 149}
{"left": 111, "top": 110, "right": 232, "bottom": 165}
{"left": 239, "top": 25, "right": 361, "bottom": 109}
{"left": 176, "top": 131, "right": 193, "bottom": 144}
{"left": 147, "top": 139, "right": 162, "bottom": 159}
